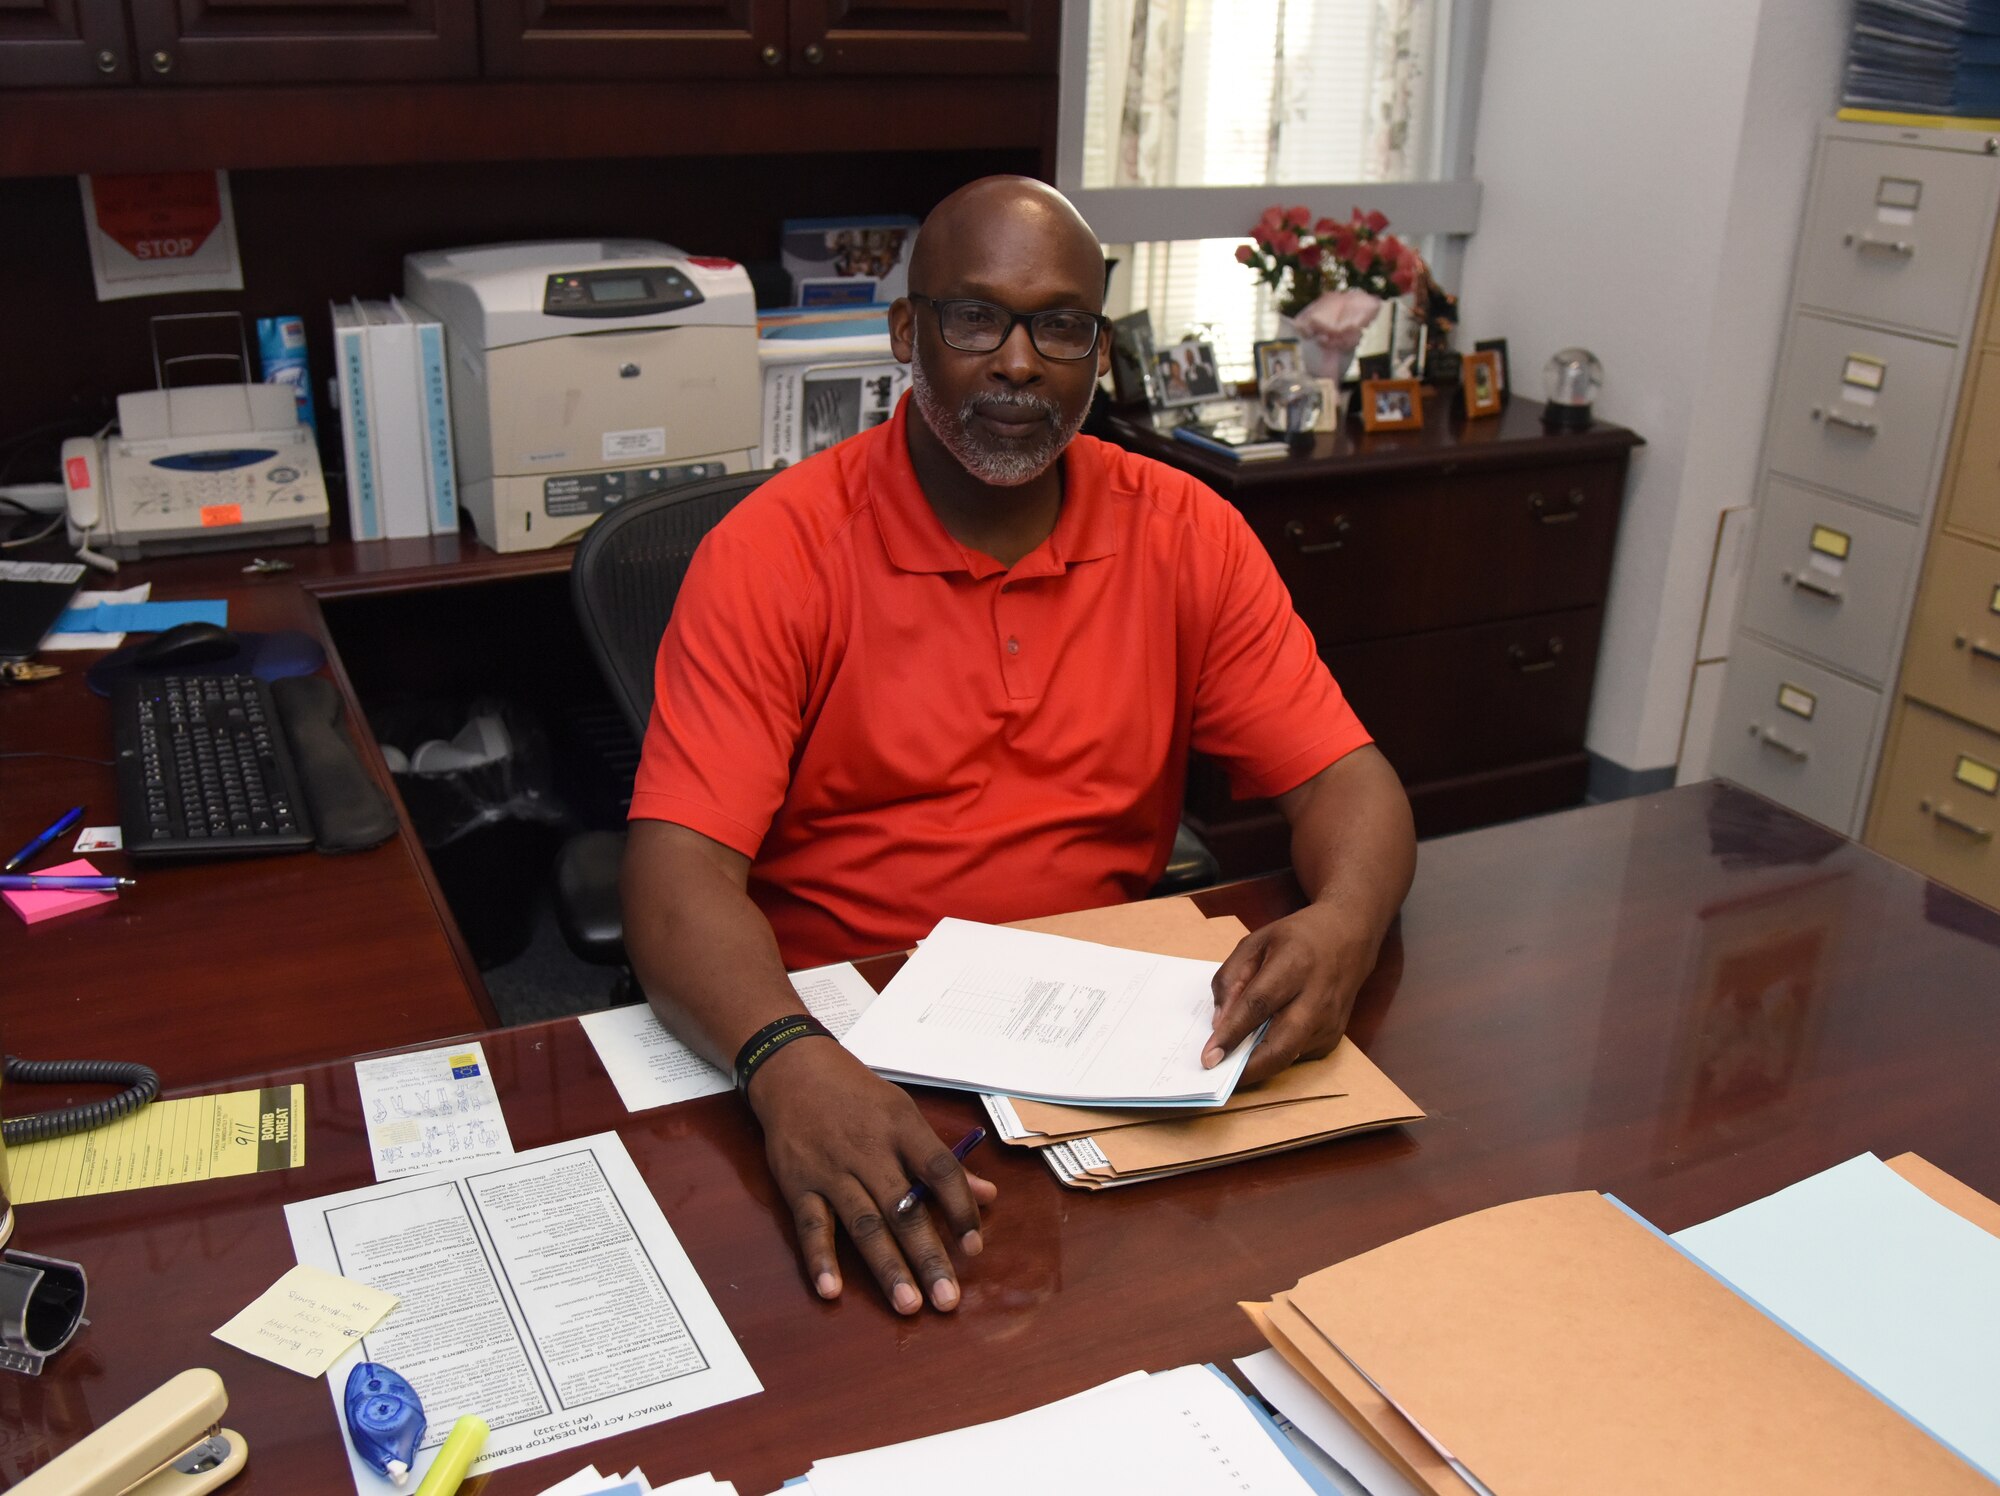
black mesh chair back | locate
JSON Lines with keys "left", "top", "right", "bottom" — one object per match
{"left": 568, "top": 469, "right": 776, "bottom": 740}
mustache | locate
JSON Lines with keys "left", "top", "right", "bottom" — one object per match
{"left": 962, "top": 391, "right": 1062, "bottom": 426}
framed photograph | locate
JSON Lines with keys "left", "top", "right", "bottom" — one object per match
{"left": 1153, "top": 337, "right": 1222, "bottom": 409}
{"left": 1108, "top": 310, "right": 1158, "bottom": 408}
{"left": 1359, "top": 377, "right": 1423, "bottom": 432}
{"left": 1475, "top": 337, "right": 1511, "bottom": 404}
{"left": 1353, "top": 351, "right": 1392, "bottom": 385}
{"left": 1311, "top": 377, "right": 1344, "bottom": 433}
{"left": 1462, "top": 350, "right": 1505, "bottom": 419}
{"left": 1253, "top": 338, "right": 1304, "bottom": 387}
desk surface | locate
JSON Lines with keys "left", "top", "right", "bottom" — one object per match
{"left": 0, "top": 538, "right": 537, "bottom": 1085}
{"left": 6, "top": 780, "right": 1998, "bottom": 1493}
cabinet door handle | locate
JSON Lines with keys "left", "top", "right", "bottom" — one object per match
{"left": 1507, "top": 637, "right": 1564, "bottom": 674}
{"left": 95, "top": 48, "right": 118, "bottom": 73}
{"left": 1922, "top": 799, "right": 1994, "bottom": 842}
{"left": 149, "top": 48, "right": 173, "bottom": 73}
{"left": 1954, "top": 634, "right": 2000, "bottom": 663}
{"left": 1753, "top": 725, "right": 1810, "bottom": 761}
{"left": 1284, "top": 516, "right": 1350, "bottom": 554}
{"left": 1844, "top": 232, "right": 1916, "bottom": 257}
{"left": 802, "top": 42, "right": 824, "bottom": 64}
{"left": 1528, "top": 489, "right": 1585, "bottom": 525}
{"left": 1811, "top": 407, "right": 1878, "bottom": 435}
{"left": 1782, "top": 570, "right": 1844, "bottom": 602}
{"left": 761, "top": 43, "right": 781, "bottom": 65}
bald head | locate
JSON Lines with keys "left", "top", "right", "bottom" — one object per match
{"left": 909, "top": 177, "right": 1106, "bottom": 312}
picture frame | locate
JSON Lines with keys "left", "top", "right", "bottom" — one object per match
{"left": 1359, "top": 378, "right": 1423, "bottom": 433}
{"left": 1152, "top": 337, "right": 1222, "bottom": 409}
{"left": 1108, "top": 310, "right": 1158, "bottom": 408}
{"left": 1252, "top": 338, "right": 1304, "bottom": 388}
{"left": 1462, "top": 350, "right": 1505, "bottom": 419}
{"left": 1353, "top": 351, "right": 1392, "bottom": 385}
{"left": 1311, "top": 377, "right": 1344, "bottom": 433}
{"left": 1475, "top": 337, "right": 1511, "bottom": 405}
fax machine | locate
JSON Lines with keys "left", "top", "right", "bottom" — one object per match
{"left": 403, "top": 241, "right": 758, "bottom": 553}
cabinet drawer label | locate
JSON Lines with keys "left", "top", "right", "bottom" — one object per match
{"left": 1777, "top": 683, "right": 1817, "bottom": 719}
{"left": 1841, "top": 355, "right": 1886, "bottom": 392}
{"left": 1955, "top": 756, "right": 1999, "bottom": 795}
{"left": 1876, "top": 176, "right": 1923, "bottom": 211}
{"left": 1809, "top": 524, "right": 1851, "bottom": 560}
{"left": 1989, "top": 582, "right": 2000, "bottom": 616}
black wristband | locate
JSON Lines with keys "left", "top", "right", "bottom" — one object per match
{"left": 734, "top": 1014, "right": 834, "bottom": 1094}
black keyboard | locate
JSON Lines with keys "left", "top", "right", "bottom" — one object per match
{"left": 113, "top": 672, "right": 315, "bottom": 858}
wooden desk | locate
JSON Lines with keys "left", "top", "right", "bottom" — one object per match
{"left": 7, "top": 781, "right": 1997, "bottom": 1493}
{"left": 0, "top": 537, "right": 550, "bottom": 1085}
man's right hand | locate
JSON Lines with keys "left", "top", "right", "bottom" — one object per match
{"left": 746, "top": 1039, "right": 995, "bottom": 1314}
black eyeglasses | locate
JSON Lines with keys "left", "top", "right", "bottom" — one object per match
{"left": 909, "top": 294, "right": 1109, "bottom": 361}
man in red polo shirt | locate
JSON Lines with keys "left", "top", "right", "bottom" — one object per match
{"left": 623, "top": 177, "right": 1415, "bottom": 1318}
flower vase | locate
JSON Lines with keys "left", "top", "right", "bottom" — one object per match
{"left": 1281, "top": 289, "right": 1382, "bottom": 386}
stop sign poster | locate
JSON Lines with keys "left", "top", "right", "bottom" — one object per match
{"left": 81, "top": 170, "right": 244, "bottom": 301}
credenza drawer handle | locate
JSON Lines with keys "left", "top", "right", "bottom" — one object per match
{"left": 1528, "top": 490, "right": 1585, "bottom": 525}
{"left": 1507, "top": 637, "right": 1564, "bottom": 674}
{"left": 1284, "top": 516, "right": 1351, "bottom": 554}
{"left": 1844, "top": 232, "right": 1916, "bottom": 258}
{"left": 1783, "top": 570, "right": 1844, "bottom": 602}
{"left": 1954, "top": 634, "right": 2000, "bottom": 663}
{"left": 1922, "top": 799, "right": 1994, "bottom": 842}
{"left": 1812, "top": 407, "right": 1878, "bottom": 436}
{"left": 1752, "top": 725, "right": 1810, "bottom": 761}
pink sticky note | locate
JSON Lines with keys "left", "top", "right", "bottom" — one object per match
{"left": 4, "top": 857, "right": 119, "bottom": 925}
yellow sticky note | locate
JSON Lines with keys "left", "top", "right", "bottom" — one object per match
{"left": 6, "top": 1084, "right": 305, "bottom": 1204}
{"left": 213, "top": 1264, "right": 397, "bottom": 1377}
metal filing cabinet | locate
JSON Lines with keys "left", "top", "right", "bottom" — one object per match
{"left": 1709, "top": 120, "right": 2000, "bottom": 840}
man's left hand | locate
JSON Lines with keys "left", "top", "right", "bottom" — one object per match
{"left": 1201, "top": 902, "right": 1381, "bottom": 1087}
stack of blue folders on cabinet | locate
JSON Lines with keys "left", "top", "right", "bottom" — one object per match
{"left": 329, "top": 297, "right": 460, "bottom": 541}
{"left": 1844, "top": 0, "right": 2000, "bottom": 116}
{"left": 1239, "top": 1152, "right": 2000, "bottom": 1495}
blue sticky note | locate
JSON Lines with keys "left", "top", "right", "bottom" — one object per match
{"left": 55, "top": 599, "right": 228, "bottom": 634}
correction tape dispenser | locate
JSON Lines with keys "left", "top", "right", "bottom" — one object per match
{"left": 345, "top": 1360, "right": 428, "bottom": 1486}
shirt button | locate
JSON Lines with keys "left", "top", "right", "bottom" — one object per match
{"left": 1006, "top": 637, "right": 1021, "bottom": 654}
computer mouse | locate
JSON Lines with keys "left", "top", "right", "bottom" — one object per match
{"left": 125, "top": 620, "right": 241, "bottom": 670}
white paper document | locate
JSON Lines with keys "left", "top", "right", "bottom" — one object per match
{"left": 801, "top": 1365, "right": 1314, "bottom": 1496}
{"left": 1674, "top": 1152, "right": 2000, "bottom": 1481}
{"left": 580, "top": 962, "right": 878, "bottom": 1113}
{"left": 353, "top": 1039, "right": 514, "bottom": 1181}
{"left": 843, "top": 918, "right": 1256, "bottom": 1106}
{"left": 285, "top": 1131, "right": 761, "bottom": 1494}
{"left": 1235, "top": 1347, "right": 1423, "bottom": 1496}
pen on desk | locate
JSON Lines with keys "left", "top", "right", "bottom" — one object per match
{"left": 892, "top": 1126, "right": 987, "bottom": 1217}
{"left": 0, "top": 874, "right": 135, "bottom": 891}
{"left": 3, "top": 805, "right": 84, "bottom": 871}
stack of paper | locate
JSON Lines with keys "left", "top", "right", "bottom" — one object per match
{"left": 789, "top": 1364, "right": 1324, "bottom": 1495}
{"left": 533, "top": 1468, "right": 739, "bottom": 1496}
{"left": 754, "top": 306, "right": 908, "bottom": 468}
{"left": 330, "top": 297, "right": 459, "bottom": 540}
{"left": 1844, "top": 1, "right": 2000, "bottom": 118}
{"left": 978, "top": 899, "right": 1424, "bottom": 1189}
{"left": 1240, "top": 1153, "right": 2000, "bottom": 1495}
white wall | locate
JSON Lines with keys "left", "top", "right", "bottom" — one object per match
{"left": 1455, "top": 1, "right": 1850, "bottom": 775}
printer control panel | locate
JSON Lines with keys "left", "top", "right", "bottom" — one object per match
{"left": 543, "top": 267, "right": 706, "bottom": 318}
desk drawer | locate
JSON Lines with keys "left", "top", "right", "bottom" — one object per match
{"left": 1870, "top": 701, "right": 2000, "bottom": 908}
{"left": 1943, "top": 349, "right": 2000, "bottom": 544}
{"left": 1326, "top": 605, "right": 1601, "bottom": 785}
{"left": 1796, "top": 136, "right": 1999, "bottom": 338}
{"left": 1708, "top": 637, "right": 1880, "bottom": 832}
{"left": 1250, "top": 459, "right": 1624, "bottom": 646}
{"left": 1766, "top": 313, "right": 1957, "bottom": 517}
{"left": 1902, "top": 529, "right": 2000, "bottom": 733}
{"left": 1738, "top": 478, "right": 1919, "bottom": 684}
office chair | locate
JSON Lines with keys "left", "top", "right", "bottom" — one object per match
{"left": 553, "top": 470, "right": 1222, "bottom": 976}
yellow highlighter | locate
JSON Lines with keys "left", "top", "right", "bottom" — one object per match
{"left": 412, "top": 1415, "right": 488, "bottom": 1496}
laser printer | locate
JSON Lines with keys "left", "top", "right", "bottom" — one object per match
{"left": 403, "top": 240, "right": 758, "bottom": 553}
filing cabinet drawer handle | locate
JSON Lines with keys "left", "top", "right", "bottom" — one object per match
{"left": 1843, "top": 233, "right": 1916, "bottom": 258}
{"left": 1753, "top": 726, "right": 1809, "bottom": 761}
{"left": 1955, "top": 634, "right": 2000, "bottom": 664}
{"left": 1922, "top": 800, "right": 1994, "bottom": 842}
{"left": 1812, "top": 407, "right": 1878, "bottom": 436}
{"left": 1284, "top": 517, "right": 1351, "bottom": 554}
{"left": 1528, "top": 490, "right": 1585, "bottom": 525}
{"left": 1782, "top": 571, "right": 1844, "bottom": 602}
{"left": 1507, "top": 637, "right": 1565, "bottom": 674}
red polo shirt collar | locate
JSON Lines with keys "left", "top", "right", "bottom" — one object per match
{"left": 866, "top": 392, "right": 1123, "bottom": 581}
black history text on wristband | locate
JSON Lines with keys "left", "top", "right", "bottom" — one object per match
{"left": 734, "top": 1013, "right": 834, "bottom": 1093}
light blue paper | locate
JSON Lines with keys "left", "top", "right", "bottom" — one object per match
{"left": 54, "top": 599, "right": 228, "bottom": 634}
{"left": 1675, "top": 1153, "right": 2000, "bottom": 1481}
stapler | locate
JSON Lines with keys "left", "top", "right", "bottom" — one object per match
{"left": 13, "top": 1367, "right": 248, "bottom": 1494}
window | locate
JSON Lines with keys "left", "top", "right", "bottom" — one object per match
{"left": 1059, "top": 0, "right": 1483, "bottom": 380}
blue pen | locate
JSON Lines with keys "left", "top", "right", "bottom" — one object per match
{"left": 4, "top": 805, "right": 84, "bottom": 871}
{"left": 0, "top": 874, "right": 134, "bottom": 891}
{"left": 892, "top": 1126, "right": 987, "bottom": 1216}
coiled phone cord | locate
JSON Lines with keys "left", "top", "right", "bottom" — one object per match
{"left": 2, "top": 1056, "right": 160, "bottom": 1146}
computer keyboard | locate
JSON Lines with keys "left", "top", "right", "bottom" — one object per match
{"left": 113, "top": 672, "right": 315, "bottom": 858}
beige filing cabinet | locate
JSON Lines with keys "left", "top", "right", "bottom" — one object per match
{"left": 1709, "top": 120, "right": 2000, "bottom": 841}
{"left": 1867, "top": 190, "right": 2000, "bottom": 907}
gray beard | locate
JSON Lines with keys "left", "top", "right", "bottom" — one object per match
{"left": 910, "top": 358, "right": 1085, "bottom": 488}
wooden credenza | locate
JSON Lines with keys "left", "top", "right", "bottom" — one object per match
{"left": 1108, "top": 395, "right": 1642, "bottom": 875}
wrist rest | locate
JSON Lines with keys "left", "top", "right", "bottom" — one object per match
{"left": 272, "top": 675, "right": 398, "bottom": 854}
